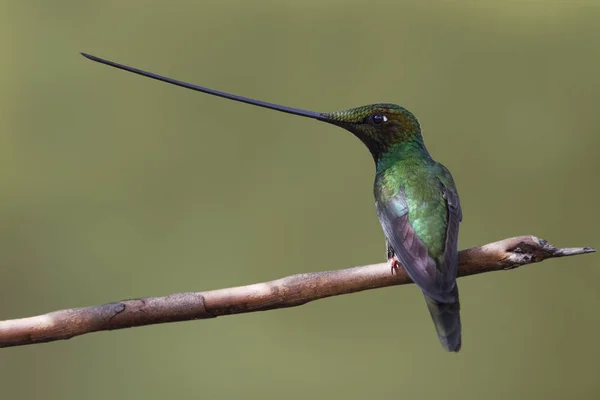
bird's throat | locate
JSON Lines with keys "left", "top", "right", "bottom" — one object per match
{"left": 375, "top": 138, "right": 432, "bottom": 173}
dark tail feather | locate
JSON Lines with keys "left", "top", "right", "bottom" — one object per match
{"left": 424, "top": 287, "right": 462, "bottom": 352}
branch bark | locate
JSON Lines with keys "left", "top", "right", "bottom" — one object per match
{"left": 0, "top": 235, "right": 594, "bottom": 348}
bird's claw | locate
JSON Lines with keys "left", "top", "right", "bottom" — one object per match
{"left": 389, "top": 256, "right": 401, "bottom": 275}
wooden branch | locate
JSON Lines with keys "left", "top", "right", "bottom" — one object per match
{"left": 0, "top": 235, "right": 593, "bottom": 348}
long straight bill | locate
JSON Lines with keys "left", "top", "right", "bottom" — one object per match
{"left": 81, "top": 53, "right": 326, "bottom": 121}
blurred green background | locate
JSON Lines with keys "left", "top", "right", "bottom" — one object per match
{"left": 1, "top": 0, "right": 599, "bottom": 399}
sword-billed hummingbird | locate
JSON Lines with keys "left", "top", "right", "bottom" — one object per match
{"left": 82, "top": 53, "right": 463, "bottom": 352}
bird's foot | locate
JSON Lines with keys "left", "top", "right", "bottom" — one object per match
{"left": 389, "top": 256, "right": 401, "bottom": 275}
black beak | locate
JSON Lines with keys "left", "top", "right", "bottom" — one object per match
{"left": 81, "top": 53, "right": 334, "bottom": 123}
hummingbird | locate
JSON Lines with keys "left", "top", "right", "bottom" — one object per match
{"left": 81, "top": 53, "right": 463, "bottom": 352}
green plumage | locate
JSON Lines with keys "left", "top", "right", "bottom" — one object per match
{"left": 378, "top": 152, "right": 448, "bottom": 258}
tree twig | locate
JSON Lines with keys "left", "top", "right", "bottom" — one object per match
{"left": 0, "top": 235, "right": 594, "bottom": 348}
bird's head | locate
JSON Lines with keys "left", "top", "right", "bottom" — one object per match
{"left": 81, "top": 54, "right": 424, "bottom": 164}
{"left": 321, "top": 104, "right": 422, "bottom": 160}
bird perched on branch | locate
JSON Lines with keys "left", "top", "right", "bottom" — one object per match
{"left": 82, "top": 53, "right": 463, "bottom": 352}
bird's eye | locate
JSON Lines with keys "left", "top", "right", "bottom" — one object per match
{"left": 370, "top": 114, "right": 387, "bottom": 125}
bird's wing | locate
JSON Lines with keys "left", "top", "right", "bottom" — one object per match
{"left": 436, "top": 163, "right": 462, "bottom": 294}
{"left": 376, "top": 191, "right": 442, "bottom": 299}
{"left": 376, "top": 166, "right": 461, "bottom": 302}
